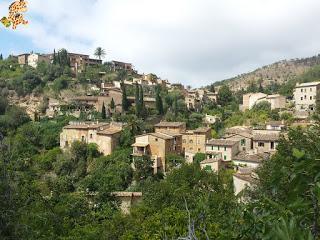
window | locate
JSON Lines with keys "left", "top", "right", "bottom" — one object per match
{"left": 224, "top": 155, "right": 227, "bottom": 160}
{"left": 258, "top": 142, "right": 265, "bottom": 147}
{"left": 189, "top": 140, "right": 193, "bottom": 144}
{"left": 155, "top": 138, "right": 158, "bottom": 142}
{"left": 310, "top": 88, "right": 313, "bottom": 92}
{"left": 241, "top": 139, "right": 246, "bottom": 146}
{"left": 301, "top": 89, "right": 303, "bottom": 93}
{"left": 198, "top": 148, "right": 201, "bottom": 152}
{"left": 204, "top": 165, "right": 212, "bottom": 172}
{"left": 90, "top": 134, "right": 93, "bottom": 139}
{"left": 304, "top": 95, "right": 307, "bottom": 100}
{"left": 211, "top": 146, "right": 214, "bottom": 150}
{"left": 271, "top": 141, "right": 275, "bottom": 150}
{"left": 224, "top": 147, "right": 227, "bottom": 151}
{"left": 301, "top": 97, "right": 303, "bottom": 101}
{"left": 310, "top": 96, "right": 313, "bottom": 100}
{"left": 65, "top": 141, "right": 69, "bottom": 147}
{"left": 81, "top": 136, "right": 85, "bottom": 142}
{"left": 218, "top": 146, "right": 220, "bottom": 151}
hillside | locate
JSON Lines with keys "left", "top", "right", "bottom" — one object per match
{"left": 214, "top": 54, "right": 320, "bottom": 92}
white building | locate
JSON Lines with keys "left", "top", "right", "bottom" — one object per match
{"left": 27, "top": 53, "right": 50, "bottom": 68}
{"left": 294, "top": 81, "right": 320, "bottom": 113}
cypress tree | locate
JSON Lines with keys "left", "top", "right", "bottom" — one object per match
{"left": 122, "top": 83, "right": 129, "bottom": 112}
{"left": 110, "top": 98, "right": 115, "bottom": 110}
{"left": 53, "top": 49, "right": 57, "bottom": 64}
{"left": 155, "top": 86, "right": 164, "bottom": 115}
{"left": 101, "top": 102, "right": 106, "bottom": 119}
{"left": 0, "top": 54, "right": 3, "bottom": 61}
{"left": 135, "top": 83, "right": 141, "bottom": 116}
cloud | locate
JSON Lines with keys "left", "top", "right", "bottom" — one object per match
{"left": 4, "top": 0, "right": 320, "bottom": 87}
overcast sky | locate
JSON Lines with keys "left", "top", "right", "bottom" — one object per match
{"left": 1, "top": 0, "right": 320, "bottom": 87}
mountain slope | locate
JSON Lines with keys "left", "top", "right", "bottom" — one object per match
{"left": 214, "top": 54, "right": 320, "bottom": 92}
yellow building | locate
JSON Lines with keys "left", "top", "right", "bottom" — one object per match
{"left": 182, "top": 127, "right": 211, "bottom": 163}
{"left": 60, "top": 121, "right": 123, "bottom": 155}
{"left": 132, "top": 132, "right": 183, "bottom": 173}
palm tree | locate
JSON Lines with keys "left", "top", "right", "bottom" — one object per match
{"left": 94, "top": 47, "right": 106, "bottom": 60}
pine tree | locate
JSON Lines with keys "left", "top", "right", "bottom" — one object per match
{"left": 101, "top": 102, "right": 106, "bottom": 119}
{"left": 0, "top": 54, "right": 3, "bottom": 61}
{"left": 110, "top": 98, "right": 115, "bottom": 110}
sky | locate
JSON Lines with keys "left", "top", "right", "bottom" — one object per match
{"left": 1, "top": 0, "right": 320, "bottom": 87}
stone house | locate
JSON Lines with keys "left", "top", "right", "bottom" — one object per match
{"left": 132, "top": 132, "right": 183, "bottom": 173}
{"left": 60, "top": 122, "right": 123, "bottom": 156}
{"left": 252, "top": 131, "right": 280, "bottom": 154}
{"left": 233, "top": 152, "right": 270, "bottom": 169}
{"left": 265, "top": 94, "right": 286, "bottom": 110}
{"left": 17, "top": 53, "right": 30, "bottom": 66}
{"left": 112, "top": 192, "right": 142, "bottom": 214}
{"left": 224, "top": 131, "right": 253, "bottom": 153}
{"left": 182, "top": 127, "right": 211, "bottom": 163}
{"left": 242, "top": 93, "right": 267, "bottom": 111}
{"left": 294, "top": 81, "right": 320, "bottom": 113}
{"left": 233, "top": 167, "right": 255, "bottom": 196}
{"left": 241, "top": 93, "right": 286, "bottom": 110}
{"left": 185, "top": 91, "right": 201, "bottom": 111}
{"left": 206, "top": 139, "right": 239, "bottom": 162}
{"left": 154, "top": 122, "right": 186, "bottom": 134}
{"left": 266, "top": 121, "right": 286, "bottom": 131}
{"left": 111, "top": 61, "right": 133, "bottom": 72}
{"left": 200, "top": 158, "right": 221, "bottom": 172}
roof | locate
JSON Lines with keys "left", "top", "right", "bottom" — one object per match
{"left": 131, "top": 142, "right": 149, "bottom": 147}
{"left": 64, "top": 122, "right": 109, "bottom": 130}
{"left": 154, "top": 122, "right": 186, "bottom": 128}
{"left": 266, "top": 94, "right": 285, "bottom": 99}
{"left": 194, "top": 127, "right": 211, "bottom": 134}
{"left": 207, "top": 139, "right": 239, "bottom": 146}
{"left": 266, "top": 121, "right": 285, "bottom": 126}
{"left": 97, "top": 127, "right": 122, "bottom": 135}
{"left": 201, "top": 158, "right": 219, "bottom": 164}
{"left": 225, "top": 126, "right": 252, "bottom": 135}
{"left": 296, "top": 81, "right": 320, "bottom": 88}
{"left": 233, "top": 173, "right": 254, "bottom": 183}
{"left": 225, "top": 131, "right": 253, "bottom": 139}
{"left": 150, "top": 132, "right": 173, "bottom": 140}
{"left": 233, "top": 152, "right": 270, "bottom": 163}
{"left": 253, "top": 133, "right": 280, "bottom": 141}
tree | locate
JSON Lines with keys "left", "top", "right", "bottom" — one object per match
{"left": 57, "top": 48, "right": 70, "bottom": 67}
{"left": 133, "top": 155, "right": 154, "bottom": 182}
{"left": 94, "top": 47, "right": 106, "bottom": 60}
{"left": 0, "top": 54, "right": 3, "bottom": 61}
{"left": 101, "top": 102, "right": 106, "bottom": 119}
{"left": 121, "top": 83, "right": 130, "bottom": 112}
{"left": 218, "top": 85, "right": 233, "bottom": 106}
{"left": 0, "top": 96, "right": 8, "bottom": 115}
{"left": 252, "top": 101, "right": 271, "bottom": 112}
{"left": 258, "top": 82, "right": 264, "bottom": 93}
{"left": 155, "top": 85, "right": 164, "bottom": 115}
{"left": 110, "top": 98, "right": 115, "bottom": 110}
{"left": 135, "top": 83, "right": 141, "bottom": 117}
{"left": 53, "top": 49, "right": 57, "bottom": 65}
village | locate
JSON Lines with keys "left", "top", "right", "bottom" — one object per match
{"left": 1, "top": 50, "right": 312, "bottom": 209}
